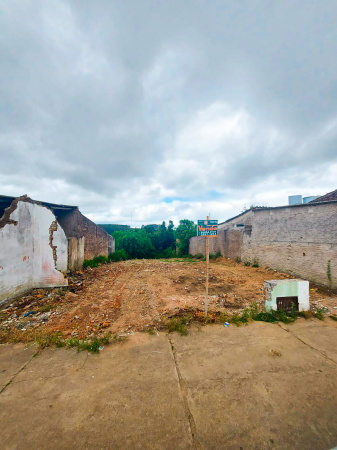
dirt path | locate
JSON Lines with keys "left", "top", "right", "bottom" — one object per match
{"left": 1, "top": 258, "right": 337, "bottom": 341}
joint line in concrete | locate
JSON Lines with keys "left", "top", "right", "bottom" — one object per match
{"left": 278, "top": 324, "right": 337, "bottom": 366}
{"left": 0, "top": 350, "right": 38, "bottom": 395}
{"left": 168, "top": 336, "right": 199, "bottom": 449}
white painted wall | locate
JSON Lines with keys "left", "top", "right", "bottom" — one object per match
{"left": 264, "top": 279, "right": 310, "bottom": 312}
{"left": 0, "top": 200, "right": 68, "bottom": 305}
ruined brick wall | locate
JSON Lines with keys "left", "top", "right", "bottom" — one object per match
{"left": 57, "top": 209, "right": 114, "bottom": 260}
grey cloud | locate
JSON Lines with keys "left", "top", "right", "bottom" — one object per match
{"left": 1, "top": 0, "right": 337, "bottom": 222}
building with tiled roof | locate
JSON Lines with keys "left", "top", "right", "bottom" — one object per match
{"left": 309, "top": 189, "right": 337, "bottom": 203}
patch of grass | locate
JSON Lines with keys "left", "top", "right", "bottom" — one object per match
{"left": 221, "top": 302, "right": 319, "bottom": 326}
{"left": 330, "top": 315, "right": 337, "bottom": 322}
{"left": 35, "top": 332, "right": 117, "bottom": 353}
{"left": 173, "top": 258, "right": 196, "bottom": 263}
{"left": 37, "top": 304, "right": 54, "bottom": 313}
{"left": 244, "top": 261, "right": 251, "bottom": 266}
{"left": 194, "top": 253, "right": 204, "bottom": 260}
{"left": 148, "top": 327, "right": 156, "bottom": 335}
{"left": 167, "top": 318, "right": 188, "bottom": 336}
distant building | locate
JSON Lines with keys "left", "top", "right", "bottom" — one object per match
{"left": 0, "top": 195, "right": 114, "bottom": 305}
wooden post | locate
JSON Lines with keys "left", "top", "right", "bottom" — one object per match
{"left": 205, "top": 216, "right": 210, "bottom": 317}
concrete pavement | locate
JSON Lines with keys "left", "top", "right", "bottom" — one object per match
{"left": 1, "top": 320, "right": 337, "bottom": 449}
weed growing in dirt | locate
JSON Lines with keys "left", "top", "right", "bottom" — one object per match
{"left": 148, "top": 328, "right": 156, "bottom": 335}
{"left": 330, "top": 315, "right": 337, "bottom": 322}
{"left": 35, "top": 331, "right": 120, "bottom": 353}
{"left": 252, "top": 257, "right": 259, "bottom": 268}
{"left": 313, "top": 306, "right": 325, "bottom": 320}
{"left": 37, "top": 304, "right": 54, "bottom": 313}
{"left": 167, "top": 318, "right": 188, "bottom": 336}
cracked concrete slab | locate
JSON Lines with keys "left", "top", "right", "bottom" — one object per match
{"left": 0, "top": 333, "right": 192, "bottom": 450}
{"left": 279, "top": 319, "right": 337, "bottom": 364}
{"left": 171, "top": 322, "right": 337, "bottom": 449}
{"left": 0, "top": 343, "right": 37, "bottom": 391}
{"left": 1, "top": 321, "right": 337, "bottom": 449}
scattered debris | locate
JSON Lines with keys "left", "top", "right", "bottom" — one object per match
{"left": 270, "top": 349, "right": 282, "bottom": 357}
{"left": 1, "top": 259, "right": 336, "bottom": 344}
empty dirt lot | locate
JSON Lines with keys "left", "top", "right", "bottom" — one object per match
{"left": 1, "top": 258, "right": 336, "bottom": 342}
{"left": 1, "top": 259, "right": 337, "bottom": 448}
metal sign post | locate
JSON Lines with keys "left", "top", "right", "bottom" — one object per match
{"left": 197, "top": 217, "right": 218, "bottom": 317}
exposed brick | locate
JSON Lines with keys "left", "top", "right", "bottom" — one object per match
{"left": 190, "top": 203, "right": 337, "bottom": 288}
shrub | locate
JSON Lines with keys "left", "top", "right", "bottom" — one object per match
{"left": 108, "top": 250, "right": 129, "bottom": 262}
{"left": 209, "top": 251, "right": 222, "bottom": 260}
{"left": 83, "top": 259, "right": 98, "bottom": 268}
{"left": 83, "top": 255, "right": 108, "bottom": 268}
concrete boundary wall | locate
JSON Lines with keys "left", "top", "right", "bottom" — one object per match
{"left": 189, "top": 203, "right": 337, "bottom": 288}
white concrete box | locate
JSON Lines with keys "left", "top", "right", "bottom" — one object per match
{"left": 264, "top": 279, "right": 309, "bottom": 312}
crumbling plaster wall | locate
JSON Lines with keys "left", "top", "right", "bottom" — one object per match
{"left": 0, "top": 199, "right": 67, "bottom": 304}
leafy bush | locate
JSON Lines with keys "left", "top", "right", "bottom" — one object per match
{"left": 209, "top": 251, "right": 222, "bottom": 260}
{"left": 83, "top": 255, "right": 108, "bottom": 268}
{"left": 108, "top": 250, "right": 129, "bottom": 262}
{"left": 83, "top": 259, "right": 98, "bottom": 268}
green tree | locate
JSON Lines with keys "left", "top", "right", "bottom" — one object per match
{"left": 175, "top": 219, "right": 197, "bottom": 256}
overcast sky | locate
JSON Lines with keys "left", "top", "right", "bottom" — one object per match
{"left": 1, "top": 1, "right": 337, "bottom": 225}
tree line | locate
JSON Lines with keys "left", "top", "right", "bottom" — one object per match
{"left": 99, "top": 220, "right": 197, "bottom": 260}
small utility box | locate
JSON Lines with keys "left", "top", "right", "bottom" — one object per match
{"left": 264, "top": 279, "right": 309, "bottom": 312}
